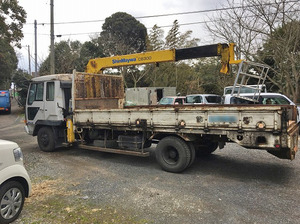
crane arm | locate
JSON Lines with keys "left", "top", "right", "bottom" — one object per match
{"left": 86, "top": 43, "right": 240, "bottom": 74}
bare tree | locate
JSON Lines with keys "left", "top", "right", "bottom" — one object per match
{"left": 206, "top": 0, "right": 300, "bottom": 101}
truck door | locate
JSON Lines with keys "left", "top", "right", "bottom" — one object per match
{"left": 26, "top": 82, "right": 45, "bottom": 133}
{"left": 44, "top": 82, "right": 56, "bottom": 120}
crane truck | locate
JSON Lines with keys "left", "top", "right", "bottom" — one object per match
{"left": 24, "top": 43, "right": 298, "bottom": 173}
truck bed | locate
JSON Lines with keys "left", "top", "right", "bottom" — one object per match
{"left": 72, "top": 72, "right": 298, "bottom": 160}
{"left": 74, "top": 104, "right": 298, "bottom": 156}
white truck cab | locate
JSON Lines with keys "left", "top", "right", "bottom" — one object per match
{"left": 25, "top": 74, "right": 72, "bottom": 151}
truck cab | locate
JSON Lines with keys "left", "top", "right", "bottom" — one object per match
{"left": 25, "top": 74, "right": 72, "bottom": 149}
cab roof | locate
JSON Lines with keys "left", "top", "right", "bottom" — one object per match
{"left": 32, "top": 74, "right": 72, "bottom": 82}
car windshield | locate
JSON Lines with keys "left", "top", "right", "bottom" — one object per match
{"left": 205, "top": 96, "right": 221, "bottom": 103}
{"left": 159, "top": 97, "right": 174, "bottom": 105}
{"left": 186, "top": 96, "right": 202, "bottom": 103}
{"left": 230, "top": 95, "right": 291, "bottom": 105}
{"left": 262, "top": 96, "right": 290, "bottom": 105}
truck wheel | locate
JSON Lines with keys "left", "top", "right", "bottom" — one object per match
{"left": 156, "top": 136, "right": 191, "bottom": 173}
{"left": 0, "top": 181, "right": 25, "bottom": 224}
{"left": 195, "top": 142, "right": 218, "bottom": 157}
{"left": 187, "top": 142, "right": 196, "bottom": 167}
{"left": 37, "top": 127, "right": 55, "bottom": 152}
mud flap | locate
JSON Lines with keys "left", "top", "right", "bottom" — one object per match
{"left": 268, "top": 121, "right": 298, "bottom": 160}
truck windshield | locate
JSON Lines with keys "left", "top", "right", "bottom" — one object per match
{"left": 28, "top": 83, "right": 44, "bottom": 105}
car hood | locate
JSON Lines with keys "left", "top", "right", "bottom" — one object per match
{"left": 0, "top": 139, "right": 19, "bottom": 151}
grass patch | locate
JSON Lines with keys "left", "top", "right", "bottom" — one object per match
{"left": 17, "top": 179, "right": 151, "bottom": 224}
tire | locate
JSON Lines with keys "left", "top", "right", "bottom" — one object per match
{"left": 0, "top": 181, "right": 25, "bottom": 224}
{"left": 155, "top": 136, "right": 191, "bottom": 173}
{"left": 37, "top": 126, "right": 56, "bottom": 152}
{"left": 187, "top": 142, "right": 196, "bottom": 168}
{"left": 195, "top": 141, "right": 218, "bottom": 157}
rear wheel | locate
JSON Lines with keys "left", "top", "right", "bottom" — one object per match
{"left": 156, "top": 136, "right": 191, "bottom": 173}
{"left": 37, "top": 127, "right": 55, "bottom": 152}
{"left": 187, "top": 142, "right": 196, "bottom": 167}
{"left": 0, "top": 181, "right": 25, "bottom": 224}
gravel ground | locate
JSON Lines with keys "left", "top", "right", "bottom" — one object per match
{"left": 1, "top": 100, "right": 300, "bottom": 224}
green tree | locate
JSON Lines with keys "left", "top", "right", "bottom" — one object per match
{"left": 101, "top": 12, "right": 147, "bottom": 56}
{"left": 99, "top": 12, "right": 148, "bottom": 88}
{"left": 0, "top": 38, "right": 18, "bottom": 89}
{"left": 147, "top": 24, "right": 164, "bottom": 51}
{"left": 165, "top": 20, "right": 199, "bottom": 49}
{"left": 146, "top": 20, "right": 200, "bottom": 93}
{"left": 194, "top": 58, "right": 235, "bottom": 95}
{"left": 12, "top": 69, "right": 31, "bottom": 107}
{"left": 0, "top": 0, "right": 26, "bottom": 48}
{"left": 39, "top": 40, "right": 82, "bottom": 75}
{"left": 75, "top": 38, "right": 105, "bottom": 72}
{"left": 165, "top": 20, "right": 180, "bottom": 49}
{"left": 0, "top": 0, "right": 26, "bottom": 88}
{"left": 258, "top": 21, "right": 300, "bottom": 102}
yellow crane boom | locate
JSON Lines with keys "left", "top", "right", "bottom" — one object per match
{"left": 86, "top": 43, "right": 241, "bottom": 74}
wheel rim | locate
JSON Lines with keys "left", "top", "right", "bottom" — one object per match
{"left": 40, "top": 132, "right": 50, "bottom": 146}
{"left": 162, "top": 146, "right": 179, "bottom": 165}
{"left": 1, "top": 188, "right": 23, "bottom": 220}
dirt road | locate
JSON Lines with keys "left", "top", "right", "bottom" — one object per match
{"left": 1, "top": 99, "right": 300, "bottom": 223}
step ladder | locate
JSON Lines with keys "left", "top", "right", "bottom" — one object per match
{"left": 230, "top": 60, "right": 269, "bottom": 103}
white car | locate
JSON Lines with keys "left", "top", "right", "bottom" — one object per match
{"left": 186, "top": 94, "right": 222, "bottom": 104}
{"left": 0, "top": 140, "right": 31, "bottom": 224}
{"left": 223, "top": 93, "right": 300, "bottom": 123}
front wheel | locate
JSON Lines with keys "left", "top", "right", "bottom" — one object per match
{"left": 37, "top": 127, "right": 55, "bottom": 152}
{"left": 0, "top": 181, "right": 25, "bottom": 224}
{"left": 155, "top": 136, "right": 191, "bottom": 173}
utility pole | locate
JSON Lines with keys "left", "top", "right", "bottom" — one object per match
{"left": 50, "top": 0, "right": 55, "bottom": 74}
{"left": 34, "top": 20, "right": 38, "bottom": 77}
{"left": 27, "top": 45, "right": 31, "bottom": 75}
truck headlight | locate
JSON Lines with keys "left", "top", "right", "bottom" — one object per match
{"left": 13, "top": 147, "right": 24, "bottom": 162}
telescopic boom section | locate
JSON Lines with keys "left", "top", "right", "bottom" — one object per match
{"left": 86, "top": 43, "right": 238, "bottom": 74}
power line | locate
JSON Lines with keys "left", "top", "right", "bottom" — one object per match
{"left": 23, "top": 7, "right": 300, "bottom": 38}
{"left": 25, "top": 0, "right": 299, "bottom": 26}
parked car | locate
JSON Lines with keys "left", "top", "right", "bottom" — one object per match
{"left": 223, "top": 93, "right": 300, "bottom": 123}
{"left": 158, "top": 96, "right": 186, "bottom": 105}
{"left": 186, "top": 94, "right": 222, "bottom": 104}
{"left": 0, "top": 90, "right": 11, "bottom": 114}
{"left": 0, "top": 140, "right": 31, "bottom": 224}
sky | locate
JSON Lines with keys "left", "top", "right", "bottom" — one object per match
{"left": 16, "top": 0, "right": 227, "bottom": 73}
